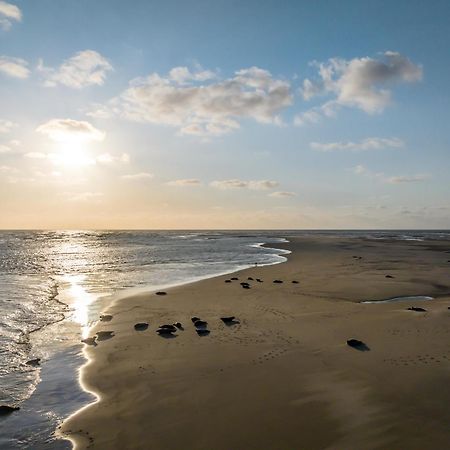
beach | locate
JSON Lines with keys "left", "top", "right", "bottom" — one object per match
{"left": 60, "top": 236, "right": 450, "bottom": 450}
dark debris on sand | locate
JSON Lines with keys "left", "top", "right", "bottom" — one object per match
{"left": 0, "top": 405, "right": 20, "bottom": 415}
{"left": 347, "top": 339, "right": 370, "bottom": 351}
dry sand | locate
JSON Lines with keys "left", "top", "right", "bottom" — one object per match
{"left": 60, "top": 236, "right": 450, "bottom": 449}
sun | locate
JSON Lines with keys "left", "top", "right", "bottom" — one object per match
{"left": 50, "top": 136, "right": 96, "bottom": 168}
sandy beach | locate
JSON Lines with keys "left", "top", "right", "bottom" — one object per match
{"left": 60, "top": 236, "right": 450, "bottom": 450}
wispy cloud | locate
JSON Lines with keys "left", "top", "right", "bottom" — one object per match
{"left": 0, "top": 1, "right": 21, "bottom": 31}
{"left": 121, "top": 172, "right": 153, "bottom": 181}
{"left": 310, "top": 137, "right": 404, "bottom": 152}
{"left": 296, "top": 51, "right": 422, "bottom": 124}
{"left": 0, "top": 56, "right": 29, "bottom": 79}
{"left": 90, "top": 66, "right": 292, "bottom": 136}
{"left": 386, "top": 174, "right": 429, "bottom": 184}
{"left": 210, "top": 179, "right": 279, "bottom": 190}
{"left": 167, "top": 178, "right": 202, "bottom": 187}
{"left": 38, "top": 50, "right": 113, "bottom": 89}
{"left": 269, "top": 191, "right": 296, "bottom": 198}
{"left": 0, "top": 119, "right": 17, "bottom": 133}
{"left": 36, "top": 118, "right": 105, "bottom": 142}
{"left": 352, "top": 164, "right": 430, "bottom": 184}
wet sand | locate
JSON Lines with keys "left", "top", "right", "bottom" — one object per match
{"left": 60, "top": 236, "right": 450, "bottom": 449}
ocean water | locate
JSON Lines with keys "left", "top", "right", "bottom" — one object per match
{"left": 0, "top": 230, "right": 289, "bottom": 449}
{"left": 0, "top": 229, "right": 448, "bottom": 449}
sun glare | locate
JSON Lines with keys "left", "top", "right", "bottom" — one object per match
{"left": 50, "top": 138, "right": 96, "bottom": 168}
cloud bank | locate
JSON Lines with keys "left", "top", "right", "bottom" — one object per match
{"left": 90, "top": 66, "right": 292, "bottom": 136}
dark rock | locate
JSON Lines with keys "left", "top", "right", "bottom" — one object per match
{"left": 292, "top": 280, "right": 299, "bottom": 284}
{"left": 0, "top": 405, "right": 20, "bottom": 415}
{"left": 156, "top": 328, "right": 175, "bottom": 336}
{"left": 26, "top": 358, "right": 41, "bottom": 367}
{"left": 220, "top": 316, "right": 235, "bottom": 323}
{"left": 407, "top": 307, "right": 427, "bottom": 312}
{"left": 155, "top": 291, "right": 167, "bottom": 296}
{"left": 220, "top": 316, "right": 239, "bottom": 325}
{"left": 230, "top": 277, "right": 238, "bottom": 281}
{"left": 256, "top": 278, "right": 263, "bottom": 282}
{"left": 96, "top": 331, "right": 115, "bottom": 341}
{"left": 99, "top": 314, "right": 113, "bottom": 322}
{"left": 273, "top": 280, "right": 283, "bottom": 284}
{"left": 242, "top": 285, "right": 250, "bottom": 289}
{"left": 159, "top": 324, "right": 177, "bottom": 332}
{"left": 191, "top": 316, "right": 201, "bottom": 323}
{"left": 385, "top": 275, "right": 394, "bottom": 279}
{"left": 224, "top": 280, "right": 231, "bottom": 283}
{"left": 173, "top": 322, "right": 183, "bottom": 329}
{"left": 81, "top": 337, "right": 97, "bottom": 346}
{"left": 194, "top": 320, "right": 208, "bottom": 328}
{"left": 196, "top": 329, "right": 210, "bottom": 336}
{"left": 247, "top": 277, "right": 254, "bottom": 281}
{"left": 134, "top": 323, "right": 148, "bottom": 331}
{"left": 347, "top": 339, "right": 370, "bottom": 351}
{"left": 240, "top": 282, "right": 249, "bottom": 286}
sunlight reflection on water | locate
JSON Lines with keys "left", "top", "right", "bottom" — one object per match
{"left": 64, "top": 274, "right": 97, "bottom": 339}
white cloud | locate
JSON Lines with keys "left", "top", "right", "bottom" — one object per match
{"left": 36, "top": 118, "right": 105, "bottom": 142}
{"left": 0, "top": 1, "right": 21, "bottom": 31}
{"left": 0, "top": 56, "right": 29, "bottom": 79}
{"left": 168, "top": 66, "right": 216, "bottom": 85}
{"left": 210, "top": 179, "right": 279, "bottom": 190}
{"left": 0, "top": 144, "right": 11, "bottom": 153}
{"left": 96, "top": 152, "right": 130, "bottom": 164}
{"left": 167, "top": 178, "right": 202, "bottom": 186}
{"left": 297, "top": 52, "right": 422, "bottom": 123}
{"left": 38, "top": 50, "right": 113, "bottom": 89}
{"left": 269, "top": 191, "right": 297, "bottom": 198}
{"left": 311, "top": 137, "right": 404, "bottom": 152}
{"left": 121, "top": 172, "right": 153, "bottom": 181}
{"left": 352, "top": 164, "right": 368, "bottom": 175}
{"left": 93, "top": 65, "right": 292, "bottom": 136}
{"left": 0, "top": 119, "right": 16, "bottom": 133}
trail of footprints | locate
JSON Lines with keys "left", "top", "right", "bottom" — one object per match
{"left": 252, "top": 347, "right": 289, "bottom": 365}
{"left": 383, "top": 353, "right": 450, "bottom": 367}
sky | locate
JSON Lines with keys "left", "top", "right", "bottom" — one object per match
{"left": 0, "top": 0, "right": 449, "bottom": 229}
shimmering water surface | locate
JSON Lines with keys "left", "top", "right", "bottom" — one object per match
{"left": 0, "top": 229, "right": 448, "bottom": 449}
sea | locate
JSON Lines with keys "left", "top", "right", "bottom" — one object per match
{"left": 0, "top": 229, "right": 448, "bottom": 449}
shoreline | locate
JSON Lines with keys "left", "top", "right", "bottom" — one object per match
{"left": 57, "top": 238, "right": 291, "bottom": 448}
{"left": 60, "top": 235, "right": 450, "bottom": 449}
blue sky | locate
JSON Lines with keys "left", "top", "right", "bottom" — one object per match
{"left": 0, "top": 0, "right": 449, "bottom": 229}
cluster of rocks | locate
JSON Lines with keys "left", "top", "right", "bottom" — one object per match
{"left": 224, "top": 276, "right": 300, "bottom": 287}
